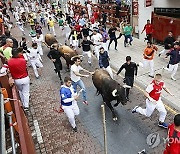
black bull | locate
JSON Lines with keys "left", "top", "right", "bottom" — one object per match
{"left": 92, "top": 69, "right": 130, "bottom": 121}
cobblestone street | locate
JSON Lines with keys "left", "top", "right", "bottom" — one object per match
{"left": 27, "top": 51, "right": 103, "bottom": 154}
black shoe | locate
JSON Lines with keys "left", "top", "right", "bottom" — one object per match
{"left": 148, "top": 75, "right": 154, "bottom": 78}
{"left": 158, "top": 122, "right": 168, "bottom": 129}
{"left": 129, "top": 42, "right": 132, "bottom": 46}
{"left": 60, "top": 80, "right": 63, "bottom": 85}
{"left": 24, "top": 107, "right": 29, "bottom": 111}
{"left": 126, "top": 97, "right": 129, "bottom": 101}
{"left": 115, "top": 48, "right": 117, "bottom": 51}
{"left": 158, "top": 54, "right": 161, "bottom": 57}
{"left": 73, "top": 127, "right": 77, "bottom": 132}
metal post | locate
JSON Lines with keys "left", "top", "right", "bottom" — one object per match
{"left": 101, "top": 104, "right": 107, "bottom": 154}
{"left": 0, "top": 91, "right": 6, "bottom": 154}
{"left": 9, "top": 115, "right": 16, "bottom": 154}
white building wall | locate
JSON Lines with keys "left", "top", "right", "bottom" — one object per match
{"left": 138, "top": 0, "right": 154, "bottom": 40}
{"left": 138, "top": 0, "right": 180, "bottom": 40}
{"left": 154, "top": 0, "right": 180, "bottom": 8}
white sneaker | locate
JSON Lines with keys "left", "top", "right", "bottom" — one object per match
{"left": 163, "top": 67, "right": 169, "bottom": 71}
{"left": 171, "top": 77, "right": 176, "bottom": 81}
{"left": 138, "top": 62, "right": 144, "bottom": 67}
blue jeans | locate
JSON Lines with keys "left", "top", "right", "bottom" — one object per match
{"left": 72, "top": 79, "right": 87, "bottom": 101}
{"left": 124, "top": 35, "right": 133, "bottom": 45}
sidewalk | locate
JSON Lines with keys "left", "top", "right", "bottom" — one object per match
{"left": 108, "top": 36, "right": 180, "bottom": 111}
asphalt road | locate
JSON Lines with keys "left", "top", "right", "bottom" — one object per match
{"left": 11, "top": 19, "right": 175, "bottom": 154}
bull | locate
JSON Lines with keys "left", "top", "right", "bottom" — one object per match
{"left": 92, "top": 69, "right": 130, "bottom": 121}
{"left": 44, "top": 34, "right": 78, "bottom": 69}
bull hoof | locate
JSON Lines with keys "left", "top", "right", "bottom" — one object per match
{"left": 113, "top": 117, "right": 118, "bottom": 121}
{"left": 114, "top": 103, "right": 119, "bottom": 107}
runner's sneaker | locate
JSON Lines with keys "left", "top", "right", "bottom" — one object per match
{"left": 138, "top": 62, "right": 144, "bottom": 67}
{"left": 158, "top": 122, "right": 168, "bottom": 129}
{"left": 83, "top": 101, "right": 88, "bottom": 105}
{"left": 132, "top": 106, "right": 139, "bottom": 113}
{"left": 73, "top": 127, "right": 77, "bottom": 132}
{"left": 24, "top": 107, "right": 29, "bottom": 111}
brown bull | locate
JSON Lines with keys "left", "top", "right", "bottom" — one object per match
{"left": 44, "top": 34, "right": 58, "bottom": 46}
{"left": 45, "top": 34, "right": 78, "bottom": 69}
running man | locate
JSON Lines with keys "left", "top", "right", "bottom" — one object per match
{"left": 132, "top": 74, "right": 173, "bottom": 129}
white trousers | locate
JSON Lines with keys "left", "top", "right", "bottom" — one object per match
{"left": 142, "top": 59, "right": 154, "bottom": 76}
{"left": 50, "top": 26, "right": 56, "bottom": 36}
{"left": 38, "top": 46, "right": 43, "bottom": 56}
{"left": 159, "top": 49, "right": 169, "bottom": 55}
{"left": 19, "top": 27, "right": 25, "bottom": 35}
{"left": 104, "top": 66, "right": 113, "bottom": 79}
{"left": 62, "top": 103, "right": 80, "bottom": 128}
{"left": 72, "top": 40, "right": 79, "bottom": 50}
{"left": 102, "top": 41, "right": 109, "bottom": 51}
{"left": 83, "top": 51, "right": 92, "bottom": 64}
{"left": 167, "top": 63, "right": 178, "bottom": 78}
{"left": 136, "top": 98, "right": 167, "bottom": 122}
{"left": 30, "top": 59, "right": 43, "bottom": 78}
{"left": 88, "top": 10, "right": 92, "bottom": 18}
{"left": 14, "top": 76, "right": 30, "bottom": 108}
{"left": 94, "top": 45, "right": 101, "bottom": 60}
{"left": 65, "top": 33, "right": 70, "bottom": 43}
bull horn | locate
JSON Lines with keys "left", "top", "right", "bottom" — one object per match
{"left": 123, "top": 85, "right": 131, "bottom": 89}
{"left": 112, "top": 89, "right": 117, "bottom": 97}
{"left": 50, "top": 43, "right": 59, "bottom": 48}
{"left": 71, "top": 55, "right": 83, "bottom": 61}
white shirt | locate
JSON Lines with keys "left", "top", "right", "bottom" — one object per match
{"left": 70, "top": 64, "right": 83, "bottom": 82}
{"left": 27, "top": 48, "right": 40, "bottom": 60}
{"left": 91, "top": 33, "right": 102, "bottom": 45}
{"left": 34, "top": 36, "right": 43, "bottom": 47}
{"left": 87, "top": 4, "right": 92, "bottom": 11}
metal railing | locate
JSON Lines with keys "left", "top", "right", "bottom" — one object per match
{"left": 0, "top": 74, "right": 36, "bottom": 154}
{"left": 0, "top": 89, "right": 6, "bottom": 154}
{"left": 9, "top": 115, "right": 16, "bottom": 154}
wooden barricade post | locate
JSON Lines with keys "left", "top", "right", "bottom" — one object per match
{"left": 101, "top": 104, "right": 108, "bottom": 154}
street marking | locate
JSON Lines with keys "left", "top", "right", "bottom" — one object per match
{"left": 33, "top": 120, "right": 43, "bottom": 144}
{"left": 111, "top": 69, "right": 178, "bottom": 115}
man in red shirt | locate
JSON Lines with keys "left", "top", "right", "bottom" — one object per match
{"left": 141, "top": 20, "right": 154, "bottom": 42}
{"left": 132, "top": 74, "right": 173, "bottom": 129}
{"left": 74, "top": 22, "right": 82, "bottom": 47}
{"left": 8, "top": 48, "right": 30, "bottom": 110}
{"left": 164, "top": 114, "right": 180, "bottom": 154}
{"left": 93, "top": 10, "right": 99, "bottom": 21}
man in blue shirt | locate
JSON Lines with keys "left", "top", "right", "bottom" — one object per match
{"left": 99, "top": 47, "right": 113, "bottom": 79}
{"left": 60, "top": 76, "right": 80, "bottom": 132}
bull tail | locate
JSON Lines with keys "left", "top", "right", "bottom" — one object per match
{"left": 96, "top": 90, "right": 100, "bottom": 96}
